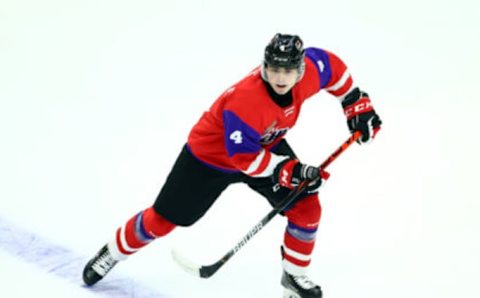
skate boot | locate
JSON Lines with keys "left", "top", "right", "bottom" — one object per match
{"left": 83, "top": 244, "right": 118, "bottom": 286}
{"left": 281, "top": 271, "right": 323, "bottom": 298}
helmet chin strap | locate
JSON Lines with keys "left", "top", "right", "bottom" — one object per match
{"left": 260, "top": 63, "right": 268, "bottom": 81}
{"left": 296, "top": 61, "right": 306, "bottom": 81}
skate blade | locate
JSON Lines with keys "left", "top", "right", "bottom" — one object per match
{"left": 283, "top": 288, "right": 301, "bottom": 298}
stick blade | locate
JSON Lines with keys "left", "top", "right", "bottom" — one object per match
{"left": 171, "top": 249, "right": 221, "bottom": 278}
{"left": 171, "top": 249, "right": 201, "bottom": 277}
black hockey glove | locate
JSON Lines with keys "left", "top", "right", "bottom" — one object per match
{"left": 273, "top": 158, "right": 330, "bottom": 192}
{"left": 342, "top": 87, "right": 382, "bottom": 144}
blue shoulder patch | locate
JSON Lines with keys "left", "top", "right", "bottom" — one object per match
{"left": 223, "top": 110, "right": 261, "bottom": 157}
{"left": 305, "top": 47, "right": 332, "bottom": 89}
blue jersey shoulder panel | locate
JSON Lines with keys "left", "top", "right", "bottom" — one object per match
{"left": 305, "top": 47, "right": 332, "bottom": 89}
{"left": 223, "top": 110, "right": 261, "bottom": 157}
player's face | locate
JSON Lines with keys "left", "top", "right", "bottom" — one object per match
{"left": 265, "top": 66, "right": 299, "bottom": 95}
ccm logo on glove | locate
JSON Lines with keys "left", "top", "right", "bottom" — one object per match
{"left": 342, "top": 87, "right": 382, "bottom": 144}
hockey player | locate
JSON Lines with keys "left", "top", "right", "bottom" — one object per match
{"left": 83, "top": 33, "right": 382, "bottom": 298}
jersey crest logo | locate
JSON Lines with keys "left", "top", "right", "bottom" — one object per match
{"left": 260, "top": 121, "right": 289, "bottom": 145}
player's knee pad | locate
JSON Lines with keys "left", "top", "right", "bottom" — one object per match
{"left": 284, "top": 193, "right": 321, "bottom": 228}
{"left": 142, "top": 207, "right": 176, "bottom": 237}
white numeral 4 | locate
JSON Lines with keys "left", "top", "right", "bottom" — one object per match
{"left": 230, "top": 130, "right": 243, "bottom": 144}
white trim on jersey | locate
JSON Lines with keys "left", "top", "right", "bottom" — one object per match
{"left": 324, "top": 69, "right": 351, "bottom": 93}
{"left": 245, "top": 148, "right": 266, "bottom": 174}
{"left": 244, "top": 149, "right": 289, "bottom": 177}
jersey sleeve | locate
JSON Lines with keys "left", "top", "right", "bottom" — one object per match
{"left": 222, "top": 109, "right": 288, "bottom": 177}
{"left": 305, "top": 47, "right": 356, "bottom": 99}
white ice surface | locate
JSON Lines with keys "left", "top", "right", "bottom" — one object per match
{"left": 0, "top": 249, "right": 97, "bottom": 298}
{"left": 1, "top": 0, "right": 479, "bottom": 297}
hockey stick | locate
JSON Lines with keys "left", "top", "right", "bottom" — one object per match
{"left": 172, "top": 131, "right": 362, "bottom": 278}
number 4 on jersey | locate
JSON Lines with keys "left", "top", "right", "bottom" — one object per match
{"left": 229, "top": 130, "right": 243, "bottom": 144}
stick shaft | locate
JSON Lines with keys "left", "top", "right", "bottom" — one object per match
{"left": 194, "top": 132, "right": 361, "bottom": 278}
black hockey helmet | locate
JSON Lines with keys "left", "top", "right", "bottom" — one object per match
{"left": 263, "top": 33, "right": 305, "bottom": 69}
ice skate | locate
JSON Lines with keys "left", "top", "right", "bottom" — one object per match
{"left": 281, "top": 271, "right": 323, "bottom": 298}
{"left": 83, "top": 244, "right": 118, "bottom": 286}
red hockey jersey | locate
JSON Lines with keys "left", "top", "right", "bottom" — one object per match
{"left": 187, "top": 47, "right": 354, "bottom": 176}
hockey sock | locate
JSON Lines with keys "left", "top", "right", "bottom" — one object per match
{"left": 282, "top": 194, "right": 321, "bottom": 275}
{"left": 109, "top": 207, "right": 176, "bottom": 260}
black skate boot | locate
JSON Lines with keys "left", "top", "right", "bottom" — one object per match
{"left": 83, "top": 244, "right": 118, "bottom": 286}
{"left": 281, "top": 271, "right": 323, "bottom": 298}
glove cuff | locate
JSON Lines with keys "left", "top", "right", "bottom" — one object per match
{"left": 341, "top": 87, "right": 361, "bottom": 107}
